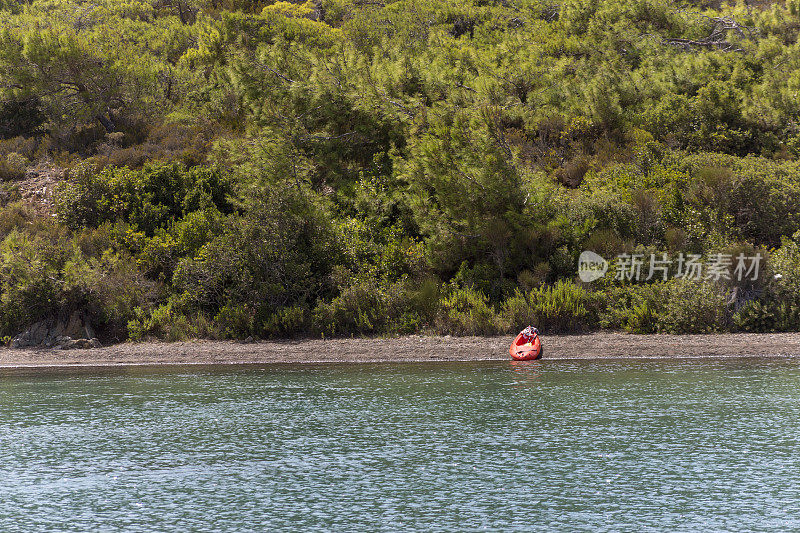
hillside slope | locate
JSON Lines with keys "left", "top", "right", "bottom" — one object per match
{"left": 1, "top": 0, "right": 800, "bottom": 342}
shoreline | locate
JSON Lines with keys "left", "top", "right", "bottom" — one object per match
{"left": 3, "top": 332, "right": 800, "bottom": 368}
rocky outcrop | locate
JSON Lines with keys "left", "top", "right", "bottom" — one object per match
{"left": 18, "top": 163, "right": 65, "bottom": 214}
{"left": 10, "top": 312, "right": 102, "bottom": 349}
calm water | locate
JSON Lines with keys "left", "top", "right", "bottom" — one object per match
{"left": 1, "top": 359, "right": 800, "bottom": 531}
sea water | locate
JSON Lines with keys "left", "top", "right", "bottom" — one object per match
{"left": 1, "top": 359, "right": 799, "bottom": 531}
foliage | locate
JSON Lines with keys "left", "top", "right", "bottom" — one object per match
{"left": 172, "top": 185, "right": 337, "bottom": 325}
{"left": 3, "top": 0, "right": 800, "bottom": 340}
{"left": 436, "top": 286, "right": 499, "bottom": 336}
{"left": 312, "top": 281, "right": 391, "bottom": 337}
{"left": 127, "top": 302, "right": 212, "bottom": 342}
{"left": 55, "top": 162, "right": 233, "bottom": 233}
{"left": 0, "top": 226, "right": 156, "bottom": 340}
{"left": 599, "top": 284, "right": 664, "bottom": 333}
{"left": 733, "top": 300, "right": 800, "bottom": 333}
{"left": 0, "top": 96, "right": 45, "bottom": 139}
{"left": 655, "top": 279, "right": 729, "bottom": 334}
{"left": 501, "top": 280, "right": 600, "bottom": 333}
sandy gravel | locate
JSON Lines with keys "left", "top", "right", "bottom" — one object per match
{"left": 2, "top": 332, "right": 800, "bottom": 368}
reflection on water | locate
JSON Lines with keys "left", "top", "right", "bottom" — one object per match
{"left": 508, "top": 360, "right": 542, "bottom": 387}
{"left": 1, "top": 358, "right": 800, "bottom": 531}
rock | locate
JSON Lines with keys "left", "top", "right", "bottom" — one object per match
{"left": 52, "top": 336, "right": 72, "bottom": 349}
{"left": 51, "top": 321, "right": 65, "bottom": 338}
{"left": 31, "top": 321, "right": 48, "bottom": 345}
{"left": 52, "top": 336, "right": 94, "bottom": 349}
{"left": 64, "top": 312, "right": 84, "bottom": 339}
{"left": 9, "top": 313, "right": 101, "bottom": 350}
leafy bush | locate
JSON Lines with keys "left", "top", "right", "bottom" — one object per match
{"left": 1, "top": 152, "right": 28, "bottom": 180}
{"left": 0, "top": 97, "right": 45, "bottom": 139}
{"left": 769, "top": 231, "right": 800, "bottom": 300}
{"left": 733, "top": 300, "right": 800, "bottom": 333}
{"left": 312, "top": 281, "right": 390, "bottom": 337}
{"left": 0, "top": 227, "right": 154, "bottom": 340}
{"left": 214, "top": 304, "right": 254, "bottom": 339}
{"left": 405, "top": 278, "right": 441, "bottom": 328}
{"left": 72, "top": 250, "right": 160, "bottom": 341}
{"left": 436, "top": 286, "right": 499, "bottom": 336}
{"left": 625, "top": 302, "right": 658, "bottom": 334}
{"left": 0, "top": 202, "right": 35, "bottom": 238}
{"left": 173, "top": 186, "right": 337, "bottom": 318}
{"left": 0, "top": 230, "right": 63, "bottom": 336}
{"left": 655, "top": 279, "right": 729, "bottom": 334}
{"left": 54, "top": 162, "right": 234, "bottom": 234}
{"left": 258, "top": 305, "right": 308, "bottom": 338}
{"left": 598, "top": 284, "right": 664, "bottom": 333}
{"left": 501, "top": 280, "right": 600, "bottom": 334}
{"left": 127, "top": 303, "right": 212, "bottom": 342}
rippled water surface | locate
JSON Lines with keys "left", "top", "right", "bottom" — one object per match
{"left": 2, "top": 359, "right": 800, "bottom": 531}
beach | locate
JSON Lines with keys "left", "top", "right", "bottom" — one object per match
{"left": 3, "top": 332, "right": 800, "bottom": 367}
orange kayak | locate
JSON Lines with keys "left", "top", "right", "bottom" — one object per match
{"left": 509, "top": 331, "right": 542, "bottom": 361}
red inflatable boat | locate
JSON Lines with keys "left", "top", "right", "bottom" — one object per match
{"left": 509, "top": 326, "right": 542, "bottom": 361}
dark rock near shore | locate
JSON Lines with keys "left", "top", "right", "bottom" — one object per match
{"left": 10, "top": 312, "right": 101, "bottom": 350}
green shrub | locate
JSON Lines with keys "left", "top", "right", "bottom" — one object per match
{"left": 436, "top": 286, "right": 499, "bottom": 336}
{"left": 78, "top": 251, "right": 160, "bottom": 340}
{"left": 0, "top": 97, "right": 45, "bottom": 139}
{"left": 170, "top": 208, "right": 225, "bottom": 258}
{"left": 733, "top": 300, "right": 772, "bottom": 333}
{"left": 214, "top": 304, "right": 253, "bottom": 339}
{"left": 770, "top": 231, "right": 800, "bottom": 300}
{"left": 387, "top": 311, "right": 423, "bottom": 335}
{"left": 733, "top": 300, "right": 800, "bottom": 333}
{"left": 0, "top": 230, "right": 62, "bottom": 336}
{"left": 257, "top": 305, "right": 308, "bottom": 338}
{"left": 1, "top": 152, "right": 28, "bottom": 180}
{"left": 127, "top": 303, "right": 213, "bottom": 342}
{"left": 598, "top": 284, "right": 663, "bottom": 333}
{"left": 625, "top": 302, "right": 658, "bottom": 334}
{"left": 0, "top": 228, "right": 154, "bottom": 340}
{"left": 173, "top": 187, "right": 337, "bottom": 317}
{"left": 0, "top": 202, "right": 35, "bottom": 239}
{"left": 501, "top": 280, "right": 600, "bottom": 334}
{"left": 54, "top": 162, "right": 234, "bottom": 234}
{"left": 656, "top": 279, "right": 728, "bottom": 334}
{"left": 406, "top": 278, "right": 441, "bottom": 327}
{"left": 312, "top": 281, "right": 389, "bottom": 337}
{"left": 137, "top": 233, "right": 178, "bottom": 280}
{"left": 308, "top": 277, "right": 435, "bottom": 337}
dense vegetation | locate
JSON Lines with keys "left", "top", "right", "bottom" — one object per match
{"left": 2, "top": 0, "right": 800, "bottom": 342}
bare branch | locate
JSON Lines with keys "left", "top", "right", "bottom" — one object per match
{"left": 651, "top": 13, "right": 757, "bottom": 53}
{"left": 456, "top": 168, "right": 487, "bottom": 193}
{"left": 455, "top": 81, "right": 477, "bottom": 93}
{"left": 261, "top": 65, "right": 294, "bottom": 84}
{"left": 297, "top": 132, "right": 359, "bottom": 142}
